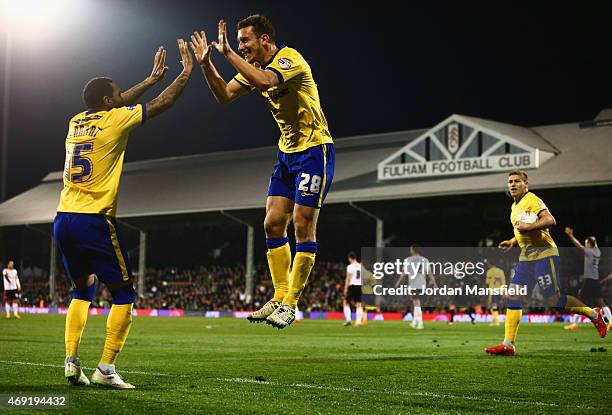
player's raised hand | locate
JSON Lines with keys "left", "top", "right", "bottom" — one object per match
{"left": 564, "top": 226, "right": 574, "bottom": 236}
{"left": 211, "top": 19, "right": 232, "bottom": 55}
{"left": 190, "top": 31, "right": 212, "bottom": 65}
{"left": 177, "top": 39, "right": 193, "bottom": 73}
{"left": 147, "top": 46, "right": 168, "bottom": 83}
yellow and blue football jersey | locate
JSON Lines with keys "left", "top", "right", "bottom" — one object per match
{"left": 486, "top": 266, "right": 506, "bottom": 289}
{"left": 510, "top": 191, "right": 558, "bottom": 260}
{"left": 234, "top": 46, "right": 333, "bottom": 153}
{"left": 57, "top": 104, "right": 145, "bottom": 217}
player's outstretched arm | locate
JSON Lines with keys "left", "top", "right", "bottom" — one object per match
{"left": 146, "top": 39, "right": 193, "bottom": 119}
{"left": 564, "top": 226, "right": 585, "bottom": 250}
{"left": 498, "top": 237, "right": 516, "bottom": 252}
{"left": 212, "top": 20, "right": 280, "bottom": 91}
{"left": 120, "top": 46, "right": 169, "bottom": 105}
{"left": 190, "top": 30, "right": 247, "bottom": 104}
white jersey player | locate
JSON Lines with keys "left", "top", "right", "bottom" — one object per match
{"left": 395, "top": 245, "right": 437, "bottom": 329}
{"left": 564, "top": 228, "right": 611, "bottom": 330}
{"left": 343, "top": 252, "right": 363, "bottom": 327}
{"left": 3, "top": 260, "right": 21, "bottom": 319}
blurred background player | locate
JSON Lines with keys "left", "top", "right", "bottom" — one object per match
{"left": 2, "top": 260, "right": 21, "bottom": 319}
{"left": 54, "top": 41, "right": 193, "bottom": 388}
{"left": 343, "top": 252, "right": 363, "bottom": 327}
{"left": 485, "top": 170, "right": 607, "bottom": 356}
{"left": 485, "top": 259, "right": 506, "bottom": 326}
{"left": 395, "top": 245, "right": 437, "bottom": 329}
{"left": 190, "top": 15, "right": 334, "bottom": 329}
{"left": 563, "top": 227, "right": 612, "bottom": 331}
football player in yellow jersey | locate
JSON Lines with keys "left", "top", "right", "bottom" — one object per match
{"left": 190, "top": 15, "right": 334, "bottom": 328}
{"left": 54, "top": 40, "right": 193, "bottom": 388}
{"left": 484, "top": 259, "right": 505, "bottom": 326}
{"left": 485, "top": 170, "right": 607, "bottom": 356}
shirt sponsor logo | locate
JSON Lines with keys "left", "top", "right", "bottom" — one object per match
{"left": 278, "top": 58, "right": 292, "bottom": 69}
{"left": 268, "top": 88, "right": 290, "bottom": 102}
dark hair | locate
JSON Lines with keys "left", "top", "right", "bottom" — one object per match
{"left": 410, "top": 244, "right": 421, "bottom": 254}
{"left": 587, "top": 236, "right": 597, "bottom": 246}
{"left": 347, "top": 251, "right": 357, "bottom": 260}
{"left": 237, "top": 14, "right": 276, "bottom": 41}
{"left": 82, "top": 77, "right": 114, "bottom": 109}
{"left": 508, "top": 170, "right": 528, "bottom": 181}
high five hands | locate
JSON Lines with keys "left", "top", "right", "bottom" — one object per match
{"left": 177, "top": 38, "right": 194, "bottom": 73}
{"left": 147, "top": 46, "right": 168, "bottom": 84}
{"left": 189, "top": 20, "right": 232, "bottom": 65}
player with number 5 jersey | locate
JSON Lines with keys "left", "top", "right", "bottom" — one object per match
{"left": 190, "top": 14, "right": 334, "bottom": 329}
{"left": 54, "top": 39, "right": 193, "bottom": 389}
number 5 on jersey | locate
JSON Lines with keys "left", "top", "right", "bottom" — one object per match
{"left": 64, "top": 142, "right": 94, "bottom": 183}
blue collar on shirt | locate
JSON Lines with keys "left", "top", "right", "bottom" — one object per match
{"left": 263, "top": 44, "right": 286, "bottom": 68}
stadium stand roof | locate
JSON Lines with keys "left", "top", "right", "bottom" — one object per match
{"left": 1, "top": 114, "right": 611, "bottom": 226}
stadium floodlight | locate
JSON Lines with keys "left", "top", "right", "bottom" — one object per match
{"left": 1, "top": 0, "right": 79, "bottom": 201}
{"left": 0, "top": 0, "right": 77, "bottom": 33}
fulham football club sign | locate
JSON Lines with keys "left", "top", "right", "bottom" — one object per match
{"left": 377, "top": 115, "right": 556, "bottom": 181}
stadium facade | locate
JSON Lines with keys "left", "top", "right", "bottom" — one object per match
{"left": 1, "top": 112, "right": 611, "bottom": 298}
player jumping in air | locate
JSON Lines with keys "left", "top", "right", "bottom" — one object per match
{"left": 54, "top": 40, "right": 193, "bottom": 387}
{"left": 563, "top": 227, "right": 612, "bottom": 331}
{"left": 485, "top": 170, "right": 607, "bottom": 356}
{"left": 190, "top": 15, "right": 334, "bottom": 329}
{"left": 3, "top": 260, "right": 21, "bottom": 319}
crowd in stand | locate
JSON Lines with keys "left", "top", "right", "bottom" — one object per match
{"left": 15, "top": 261, "right": 348, "bottom": 312}
{"left": 12, "top": 250, "right": 611, "bottom": 313}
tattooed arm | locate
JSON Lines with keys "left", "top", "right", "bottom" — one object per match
{"left": 121, "top": 46, "right": 168, "bottom": 105}
{"left": 146, "top": 39, "right": 193, "bottom": 119}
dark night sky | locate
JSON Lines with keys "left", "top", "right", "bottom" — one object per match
{"left": 1, "top": 1, "right": 611, "bottom": 200}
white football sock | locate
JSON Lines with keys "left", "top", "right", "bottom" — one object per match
{"left": 603, "top": 306, "right": 612, "bottom": 323}
{"left": 414, "top": 306, "right": 422, "bottom": 323}
{"left": 5, "top": 303, "right": 10, "bottom": 314}
{"left": 343, "top": 304, "right": 351, "bottom": 322}
{"left": 356, "top": 305, "right": 363, "bottom": 324}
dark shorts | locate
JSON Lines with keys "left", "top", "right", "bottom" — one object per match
{"left": 346, "top": 285, "right": 363, "bottom": 303}
{"left": 579, "top": 278, "right": 602, "bottom": 306}
{"left": 268, "top": 144, "right": 335, "bottom": 208}
{"left": 512, "top": 256, "right": 561, "bottom": 298}
{"left": 3, "top": 290, "right": 19, "bottom": 302}
{"left": 53, "top": 212, "right": 133, "bottom": 286}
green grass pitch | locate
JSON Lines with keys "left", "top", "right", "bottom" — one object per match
{"left": 1, "top": 315, "right": 610, "bottom": 414}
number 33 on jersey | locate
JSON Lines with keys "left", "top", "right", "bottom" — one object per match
{"left": 58, "top": 105, "right": 146, "bottom": 217}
